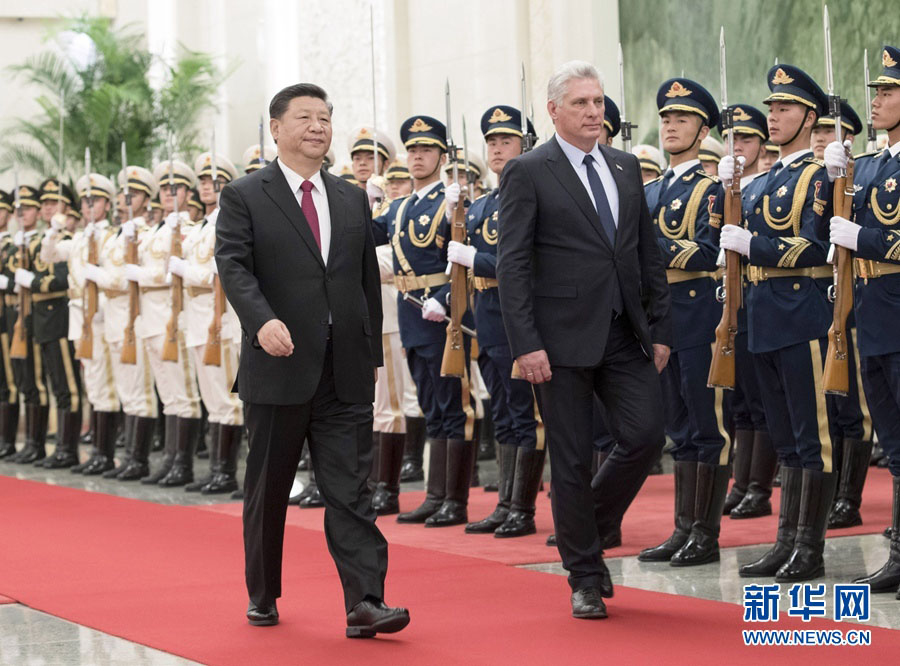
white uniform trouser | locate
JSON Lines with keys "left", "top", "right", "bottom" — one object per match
{"left": 374, "top": 331, "right": 420, "bottom": 433}
{"left": 469, "top": 358, "right": 487, "bottom": 419}
{"left": 108, "top": 339, "right": 157, "bottom": 418}
{"left": 143, "top": 332, "right": 200, "bottom": 419}
{"left": 80, "top": 319, "right": 120, "bottom": 413}
{"left": 189, "top": 341, "right": 243, "bottom": 426}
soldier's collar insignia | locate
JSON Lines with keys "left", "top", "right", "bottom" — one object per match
{"left": 771, "top": 68, "right": 794, "bottom": 85}
{"left": 427, "top": 190, "right": 440, "bottom": 200}
{"left": 733, "top": 107, "right": 752, "bottom": 121}
{"left": 408, "top": 118, "right": 433, "bottom": 133}
{"left": 488, "top": 108, "right": 512, "bottom": 123}
{"left": 884, "top": 50, "right": 898, "bottom": 68}
{"left": 665, "top": 81, "right": 692, "bottom": 98}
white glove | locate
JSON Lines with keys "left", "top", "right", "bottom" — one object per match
{"left": 0, "top": 275, "right": 8, "bottom": 291}
{"left": 211, "top": 260, "right": 218, "bottom": 275}
{"left": 14, "top": 231, "right": 24, "bottom": 246}
{"left": 165, "top": 212, "right": 180, "bottom": 229}
{"left": 719, "top": 225, "right": 752, "bottom": 257}
{"left": 168, "top": 256, "right": 187, "bottom": 277}
{"left": 717, "top": 155, "right": 745, "bottom": 187}
{"left": 824, "top": 140, "right": 852, "bottom": 182}
{"left": 421, "top": 297, "right": 446, "bottom": 322}
{"left": 122, "top": 220, "right": 136, "bottom": 239}
{"left": 830, "top": 216, "right": 861, "bottom": 252}
{"left": 366, "top": 179, "right": 385, "bottom": 207}
{"left": 84, "top": 222, "right": 96, "bottom": 239}
{"left": 124, "top": 263, "right": 145, "bottom": 283}
{"left": 447, "top": 240, "right": 477, "bottom": 268}
{"left": 15, "top": 268, "right": 35, "bottom": 289}
{"left": 84, "top": 264, "right": 109, "bottom": 288}
{"left": 50, "top": 213, "right": 67, "bottom": 232}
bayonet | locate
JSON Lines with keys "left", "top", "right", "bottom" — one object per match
{"left": 617, "top": 42, "right": 636, "bottom": 152}
{"left": 258, "top": 115, "right": 266, "bottom": 166}
{"left": 211, "top": 128, "right": 219, "bottom": 200}
{"left": 823, "top": 5, "right": 843, "bottom": 154}
{"left": 520, "top": 63, "right": 534, "bottom": 153}
{"left": 167, "top": 138, "right": 179, "bottom": 216}
{"left": 463, "top": 115, "right": 473, "bottom": 200}
{"left": 445, "top": 79, "right": 458, "bottom": 184}
{"left": 864, "top": 48, "right": 876, "bottom": 152}
{"left": 121, "top": 141, "right": 134, "bottom": 222}
{"left": 369, "top": 3, "right": 380, "bottom": 176}
{"left": 58, "top": 88, "right": 65, "bottom": 217}
{"left": 719, "top": 27, "right": 735, "bottom": 161}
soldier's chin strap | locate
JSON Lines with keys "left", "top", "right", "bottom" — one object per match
{"left": 776, "top": 109, "right": 815, "bottom": 150}
{"left": 667, "top": 121, "right": 706, "bottom": 157}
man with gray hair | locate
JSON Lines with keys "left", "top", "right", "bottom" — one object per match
{"left": 497, "top": 60, "right": 672, "bottom": 619}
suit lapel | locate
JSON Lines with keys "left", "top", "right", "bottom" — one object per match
{"left": 545, "top": 137, "right": 613, "bottom": 251}
{"left": 322, "top": 170, "right": 345, "bottom": 267}
{"left": 260, "top": 159, "right": 325, "bottom": 269}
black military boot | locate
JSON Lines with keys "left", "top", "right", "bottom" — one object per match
{"left": 14, "top": 404, "right": 47, "bottom": 464}
{"left": 671, "top": 463, "right": 731, "bottom": 566}
{"left": 724, "top": 430, "right": 753, "bottom": 514}
{"left": 71, "top": 410, "right": 98, "bottom": 473}
{"left": 638, "top": 461, "right": 698, "bottom": 561}
{"left": 397, "top": 438, "right": 447, "bottom": 523}
{"left": 372, "top": 432, "right": 406, "bottom": 516}
{"left": 731, "top": 431, "right": 777, "bottom": 519}
{"left": 158, "top": 416, "right": 201, "bottom": 487}
{"left": 828, "top": 438, "right": 873, "bottom": 529}
{"left": 426, "top": 439, "right": 477, "bottom": 527}
{"left": 115, "top": 416, "right": 152, "bottom": 480}
{"left": 45, "top": 409, "right": 81, "bottom": 468}
{"left": 105, "top": 414, "right": 135, "bottom": 478}
{"left": 477, "top": 400, "right": 495, "bottom": 461}
{"left": 187, "top": 423, "right": 220, "bottom": 492}
{"left": 202, "top": 424, "right": 241, "bottom": 494}
{"left": 141, "top": 415, "right": 178, "bottom": 484}
{"left": 494, "top": 446, "right": 547, "bottom": 538}
{"left": 775, "top": 469, "right": 837, "bottom": 582}
{"left": 466, "top": 443, "right": 517, "bottom": 533}
{"left": 82, "top": 411, "right": 119, "bottom": 475}
{"left": 399, "top": 416, "right": 426, "bottom": 483}
{"left": 854, "top": 477, "right": 900, "bottom": 592}
{"left": 740, "top": 465, "right": 802, "bottom": 577}
{"left": 0, "top": 401, "right": 19, "bottom": 459}
{"left": 298, "top": 466, "right": 325, "bottom": 508}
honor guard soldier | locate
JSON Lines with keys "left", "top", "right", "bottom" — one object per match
{"left": 720, "top": 65, "right": 835, "bottom": 582}
{"left": 717, "top": 104, "right": 778, "bottom": 520}
{"left": 638, "top": 79, "right": 730, "bottom": 567}
{"left": 242, "top": 144, "right": 275, "bottom": 175}
{"left": 350, "top": 126, "right": 396, "bottom": 187}
{"left": 825, "top": 45, "right": 900, "bottom": 596}
{"left": 126, "top": 160, "right": 202, "bottom": 487}
{"left": 600, "top": 96, "right": 620, "bottom": 146}
{"left": 759, "top": 139, "right": 780, "bottom": 173}
{"left": 3, "top": 185, "right": 47, "bottom": 464}
{"left": 459, "top": 105, "right": 545, "bottom": 538}
{"left": 384, "top": 159, "right": 413, "bottom": 201}
{"left": 41, "top": 174, "right": 121, "bottom": 473}
{"left": 324, "top": 148, "right": 335, "bottom": 172}
{"left": 148, "top": 194, "right": 163, "bottom": 226}
{"left": 632, "top": 144, "right": 666, "bottom": 184}
{"left": 26, "top": 178, "right": 83, "bottom": 469}
{"left": 0, "top": 190, "right": 19, "bottom": 459}
{"left": 93, "top": 166, "right": 159, "bottom": 480}
{"left": 167, "top": 152, "right": 244, "bottom": 494}
{"left": 186, "top": 189, "right": 204, "bottom": 223}
{"left": 811, "top": 100, "right": 862, "bottom": 160}
{"left": 371, "top": 115, "right": 477, "bottom": 527}
{"left": 699, "top": 136, "right": 725, "bottom": 176}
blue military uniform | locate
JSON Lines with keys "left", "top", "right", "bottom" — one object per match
{"left": 372, "top": 115, "right": 476, "bottom": 528}
{"left": 638, "top": 78, "right": 731, "bottom": 568}
{"left": 0, "top": 190, "right": 18, "bottom": 460}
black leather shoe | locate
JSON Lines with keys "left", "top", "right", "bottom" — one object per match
{"left": 346, "top": 599, "right": 410, "bottom": 638}
{"left": 570, "top": 588, "right": 607, "bottom": 619}
{"left": 546, "top": 534, "right": 557, "bottom": 546}
{"left": 247, "top": 600, "right": 278, "bottom": 626}
{"left": 730, "top": 491, "right": 773, "bottom": 519}
{"left": 601, "top": 526, "right": 622, "bottom": 550}
{"left": 598, "top": 559, "right": 614, "bottom": 599}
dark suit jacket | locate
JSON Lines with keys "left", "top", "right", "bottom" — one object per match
{"left": 215, "top": 158, "right": 383, "bottom": 405}
{"left": 497, "top": 136, "right": 671, "bottom": 367}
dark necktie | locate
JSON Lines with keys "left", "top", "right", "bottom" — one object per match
{"left": 662, "top": 168, "right": 676, "bottom": 191}
{"left": 764, "top": 160, "right": 783, "bottom": 191}
{"left": 582, "top": 154, "right": 623, "bottom": 315}
{"left": 299, "top": 180, "right": 321, "bottom": 250}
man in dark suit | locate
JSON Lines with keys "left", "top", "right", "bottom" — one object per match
{"left": 216, "top": 83, "right": 409, "bottom": 638}
{"left": 497, "top": 61, "right": 672, "bottom": 619}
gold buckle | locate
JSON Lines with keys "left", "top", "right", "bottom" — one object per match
{"left": 747, "top": 266, "right": 762, "bottom": 285}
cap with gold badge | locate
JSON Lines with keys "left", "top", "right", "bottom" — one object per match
{"left": 16, "top": 185, "right": 41, "bottom": 208}
{"left": 194, "top": 152, "right": 238, "bottom": 183}
{"left": 717, "top": 103, "right": 769, "bottom": 141}
{"left": 242, "top": 144, "right": 276, "bottom": 173}
{"left": 480, "top": 105, "right": 536, "bottom": 141}
{"left": 604, "top": 97, "right": 621, "bottom": 138}
{"left": 117, "top": 166, "right": 159, "bottom": 200}
{"left": 869, "top": 46, "right": 900, "bottom": 87}
{"left": 631, "top": 144, "right": 665, "bottom": 176}
{"left": 39, "top": 178, "right": 75, "bottom": 206}
{"left": 443, "top": 148, "right": 485, "bottom": 181}
{"left": 0, "top": 190, "right": 13, "bottom": 212}
{"left": 385, "top": 158, "right": 411, "bottom": 181}
{"left": 400, "top": 116, "right": 447, "bottom": 152}
{"left": 814, "top": 99, "right": 863, "bottom": 136}
{"left": 763, "top": 65, "right": 828, "bottom": 116}
{"left": 152, "top": 160, "right": 197, "bottom": 189}
{"left": 657, "top": 78, "right": 720, "bottom": 128}
{"left": 348, "top": 126, "right": 396, "bottom": 164}
{"left": 339, "top": 165, "right": 359, "bottom": 185}
{"left": 187, "top": 188, "right": 204, "bottom": 213}
{"left": 699, "top": 137, "right": 725, "bottom": 164}
{"left": 75, "top": 173, "right": 115, "bottom": 200}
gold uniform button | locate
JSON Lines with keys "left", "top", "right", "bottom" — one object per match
{"left": 753, "top": 231, "right": 759, "bottom": 236}
{"left": 776, "top": 206, "right": 782, "bottom": 212}
{"left": 793, "top": 283, "right": 800, "bottom": 291}
{"left": 755, "top": 207, "right": 761, "bottom": 214}
{"left": 399, "top": 231, "right": 405, "bottom": 237}
{"left": 689, "top": 289, "right": 697, "bottom": 298}
{"left": 475, "top": 229, "right": 481, "bottom": 234}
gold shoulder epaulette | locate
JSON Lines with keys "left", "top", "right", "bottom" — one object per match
{"left": 698, "top": 171, "right": 720, "bottom": 183}
{"left": 801, "top": 157, "right": 825, "bottom": 168}
{"left": 853, "top": 149, "right": 880, "bottom": 160}
{"left": 646, "top": 175, "right": 664, "bottom": 185}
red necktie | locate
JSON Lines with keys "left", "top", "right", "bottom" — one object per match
{"left": 299, "top": 180, "right": 321, "bottom": 250}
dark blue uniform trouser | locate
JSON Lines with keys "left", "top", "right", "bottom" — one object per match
{"left": 726, "top": 330, "right": 768, "bottom": 434}
{"left": 823, "top": 328, "right": 872, "bottom": 444}
{"left": 753, "top": 338, "right": 833, "bottom": 472}
{"left": 660, "top": 344, "right": 729, "bottom": 465}
{"left": 860, "top": 351, "right": 900, "bottom": 478}
{"left": 406, "top": 341, "right": 472, "bottom": 441}
{"left": 477, "top": 342, "right": 538, "bottom": 449}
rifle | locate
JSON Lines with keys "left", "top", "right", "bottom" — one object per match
{"left": 403, "top": 293, "right": 476, "bottom": 337}
{"left": 161, "top": 144, "right": 183, "bottom": 362}
{"left": 121, "top": 141, "right": 140, "bottom": 364}
{"left": 822, "top": 5, "right": 853, "bottom": 396}
{"left": 76, "top": 147, "right": 98, "bottom": 360}
{"left": 440, "top": 79, "right": 468, "bottom": 378}
{"left": 204, "top": 129, "right": 224, "bottom": 366}
{"left": 708, "top": 26, "right": 741, "bottom": 390}
{"left": 10, "top": 171, "right": 29, "bottom": 359}
{"left": 617, "top": 43, "right": 637, "bottom": 153}
{"left": 520, "top": 64, "right": 534, "bottom": 153}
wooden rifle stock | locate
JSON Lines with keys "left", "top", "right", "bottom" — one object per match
{"left": 823, "top": 159, "right": 855, "bottom": 395}
{"left": 203, "top": 274, "right": 225, "bottom": 366}
{"left": 120, "top": 231, "right": 140, "bottom": 364}
{"left": 10, "top": 240, "right": 31, "bottom": 359}
{"left": 707, "top": 179, "right": 742, "bottom": 389}
{"left": 440, "top": 200, "right": 468, "bottom": 378}
{"left": 161, "top": 219, "right": 183, "bottom": 362}
{"left": 76, "top": 232, "right": 99, "bottom": 360}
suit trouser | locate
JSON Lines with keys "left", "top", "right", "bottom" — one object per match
{"left": 80, "top": 323, "right": 120, "bottom": 413}
{"left": 190, "top": 342, "right": 243, "bottom": 426}
{"left": 107, "top": 339, "right": 157, "bottom": 418}
{"left": 660, "top": 343, "right": 730, "bottom": 465}
{"left": 0, "top": 329, "right": 17, "bottom": 405}
{"left": 477, "top": 342, "right": 539, "bottom": 448}
{"left": 243, "top": 341, "right": 388, "bottom": 612}
{"left": 373, "top": 331, "right": 413, "bottom": 434}
{"left": 592, "top": 397, "right": 615, "bottom": 453}
{"left": 537, "top": 316, "right": 664, "bottom": 591}
{"left": 405, "top": 342, "right": 474, "bottom": 441}
{"left": 39, "top": 337, "right": 81, "bottom": 414}
{"left": 860, "top": 351, "right": 900, "bottom": 478}
{"left": 752, "top": 339, "right": 833, "bottom": 472}
{"left": 822, "top": 328, "right": 872, "bottom": 443}
{"left": 11, "top": 337, "right": 47, "bottom": 407}
{"left": 142, "top": 332, "right": 201, "bottom": 419}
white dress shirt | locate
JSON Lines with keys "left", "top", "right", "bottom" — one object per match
{"left": 412, "top": 178, "right": 442, "bottom": 202}
{"left": 669, "top": 158, "right": 700, "bottom": 181}
{"left": 278, "top": 158, "right": 332, "bottom": 265}
{"left": 885, "top": 141, "right": 900, "bottom": 159}
{"left": 771, "top": 149, "right": 813, "bottom": 175}
{"left": 554, "top": 133, "right": 620, "bottom": 226}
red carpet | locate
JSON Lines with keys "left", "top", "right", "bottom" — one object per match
{"left": 0, "top": 594, "right": 14, "bottom": 604}
{"left": 203, "top": 467, "right": 897, "bottom": 565}
{"left": 1, "top": 476, "right": 895, "bottom": 665}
